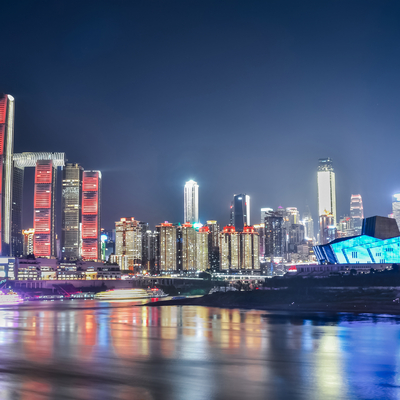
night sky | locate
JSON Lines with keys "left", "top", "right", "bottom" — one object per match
{"left": 2, "top": 0, "right": 400, "bottom": 230}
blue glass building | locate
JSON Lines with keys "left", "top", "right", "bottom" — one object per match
{"left": 314, "top": 216, "right": 400, "bottom": 265}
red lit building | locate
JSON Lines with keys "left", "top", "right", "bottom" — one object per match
{"left": 81, "top": 171, "right": 101, "bottom": 261}
{"left": 0, "top": 94, "right": 14, "bottom": 256}
{"left": 33, "top": 160, "right": 56, "bottom": 258}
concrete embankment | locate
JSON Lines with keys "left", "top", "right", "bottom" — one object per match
{"left": 145, "top": 288, "right": 400, "bottom": 315}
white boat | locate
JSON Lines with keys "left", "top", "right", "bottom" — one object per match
{"left": 94, "top": 288, "right": 167, "bottom": 300}
{"left": 0, "top": 291, "right": 24, "bottom": 305}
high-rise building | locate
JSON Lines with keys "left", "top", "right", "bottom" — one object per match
{"left": 13, "top": 153, "right": 65, "bottom": 258}
{"left": 219, "top": 226, "right": 240, "bottom": 270}
{"left": 350, "top": 194, "right": 364, "bottom": 235}
{"left": 392, "top": 194, "right": 400, "bottom": 230}
{"left": 302, "top": 206, "right": 314, "bottom": 241}
{"left": 180, "top": 223, "right": 197, "bottom": 271}
{"left": 319, "top": 211, "right": 336, "bottom": 244}
{"left": 22, "top": 228, "right": 34, "bottom": 256}
{"left": 197, "top": 226, "right": 209, "bottom": 271}
{"left": 33, "top": 160, "right": 57, "bottom": 258}
{"left": 232, "top": 194, "right": 250, "bottom": 232}
{"left": 317, "top": 158, "right": 337, "bottom": 225}
{"left": 156, "top": 222, "right": 177, "bottom": 273}
{"left": 0, "top": 94, "right": 14, "bottom": 256}
{"left": 11, "top": 164, "right": 24, "bottom": 257}
{"left": 144, "top": 230, "right": 157, "bottom": 274}
{"left": 253, "top": 223, "right": 265, "bottom": 260}
{"left": 184, "top": 180, "right": 199, "bottom": 224}
{"left": 81, "top": 171, "right": 101, "bottom": 261}
{"left": 261, "top": 208, "right": 273, "bottom": 224}
{"left": 206, "top": 220, "right": 220, "bottom": 271}
{"left": 286, "top": 207, "right": 300, "bottom": 225}
{"left": 114, "top": 218, "right": 142, "bottom": 270}
{"left": 240, "top": 226, "right": 260, "bottom": 270}
{"left": 264, "top": 211, "right": 285, "bottom": 260}
{"left": 61, "top": 163, "right": 83, "bottom": 260}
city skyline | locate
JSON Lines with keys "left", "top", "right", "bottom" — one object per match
{"left": 2, "top": 1, "right": 400, "bottom": 230}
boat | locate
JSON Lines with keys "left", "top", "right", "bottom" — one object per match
{"left": 0, "top": 290, "right": 24, "bottom": 305}
{"left": 94, "top": 288, "right": 167, "bottom": 300}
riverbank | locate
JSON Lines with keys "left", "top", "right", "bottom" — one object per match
{"left": 146, "top": 288, "right": 400, "bottom": 315}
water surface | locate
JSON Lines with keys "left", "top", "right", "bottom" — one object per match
{"left": 0, "top": 300, "right": 399, "bottom": 399}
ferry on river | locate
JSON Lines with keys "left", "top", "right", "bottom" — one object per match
{"left": 94, "top": 288, "right": 167, "bottom": 300}
{"left": 0, "top": 290, "right": 24, "bottom": 305}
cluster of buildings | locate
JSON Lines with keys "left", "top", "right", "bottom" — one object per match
{"left": 0, "top": 93, "right": 106, "bottom": 280}
{"left": 3, "top": 92, "right": 400, "bottom": 281}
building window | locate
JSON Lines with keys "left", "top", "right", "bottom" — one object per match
{"left": 352, "top": 252, "right": 357, "bottom": 258}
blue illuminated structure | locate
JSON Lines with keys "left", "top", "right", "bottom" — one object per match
{"left": 314, "top": 216, "right": 400, "bottom": 265}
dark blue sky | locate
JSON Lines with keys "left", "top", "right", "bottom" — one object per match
{"left": 1, "top": 0, "right": 400, "bottom": 229}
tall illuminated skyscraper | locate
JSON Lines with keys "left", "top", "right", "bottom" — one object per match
{"left": 81, "top": 170, "right": 101, "bottom": 261}
{"left": 114, "top": 217, "right": 142, "bottom": 270}
{"left": 61, "top": 163, "right": 83, "bottom": 260}
{"left": 184, "top": 180, "right": 199, "bottom": 223}
{"left": 317, "top": 158, "right": 337, "bottom": 225}
{"left": 393, "top": 194, "right": 400, "bottom": 229}
{"left": 0, "top": 94, "right": 14, "bottom": 256}
{"left": 350, "top": 194, "right": 364, "bottom": 235}
{"left": 260, "top": 208, "right": 273, "bottom": 224}
{"left": 156, "top": 222, "right": 177, "bottom": 272}
{"left": 33, "top": 160, "right": 57, "bottom": 258}
{"left": 232, "top": 194, "right": 250, "bottom": 232}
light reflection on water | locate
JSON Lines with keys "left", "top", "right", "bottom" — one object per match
{"left": 0, "top": 301, "right": 398, "bottom": 399}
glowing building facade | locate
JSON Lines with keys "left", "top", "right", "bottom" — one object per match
{"left": 0, "top": 94, "right": 14, "bottom": 256}
{"left": 319, "top": 211, "right": 336, "bottom": 245}
{"left": 184, "top": 180, "right": 199, "bottom": 224}
{"left": 314, "top": 216, "right": 400, "bottom": 265}
{"left": 317, "top": 158, "right": 336, "bottom": 225}
{"left": 61, "top": 163, "right": 83, "bottom": 260}
{"left": 81, "top": 171, "right": 101, "bottom": 261}
{"left": 196, "top": 226, "right": 209, "bottom": 271}
{"left": 114, "top": 217, "right": 143, "bottom": 271}
{"left": 180, "top": 223, "right": 197, "bottom": 271}
{"left": 219, "top": 226, "right": 240, "bottom": 270}
{"left": 13, "top": 152, "right": 65, "bottom": 258}
{"left": 240, "top": 226, "right": 260, "bottom": 270}
{"left": 350, "top": 194, "right": 364, "bottom": 235}
{"left": 156, "top": 223, "right": 177, "bottom": 272}
{"left": 232, "top": 194, "right": 250, "bottom": 232}
{"left": 22, "top": 229, "right": 34, "bottom": 256}
{"left": 33, "top": 160, "right": 57, "bottom": 257}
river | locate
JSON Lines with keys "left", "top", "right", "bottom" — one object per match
{"left": 0, "top": 300, "right": 398, "bottom": 399}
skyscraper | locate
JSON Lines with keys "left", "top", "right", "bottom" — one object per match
{"left": 264, "top": 211, "right": 285, "bottom": 260}
{"left": 114, "top": 217, "right": 142, "bottom": 270}
{"left": 156, "top": 222, "right": 177, "bottom": 273}
{"left": 219, "top": 226, "right": 240, "bottom": 270}
{"left": 33, "top": 160, "right": 57, "bottom": 258}
{"left": 61, "top": 163, "right": 83, "bottom": 260}
{"left": 240, "top": 226, "right": 260, "bottom": 270}
{"left": 350, "top": 194, "right": 364, "bottom": 235}
{"left": 180, "top": 223, "right": 197, "bottom": 271}
{"left": 206, "top": 220, "right": 220, "bottom": 271}
{"left": 0, "top": 94, "right": 14, "bottom": 256}
{"left": 392, "top": 194, "right": 400, "bottom": 230}
{"left": 184, "top": 180, "right": 199, "bottom": 223}
{"left": 197, "top": 226, "right": 209, "bottom": 271}
{"left": 81, "top": 170, "right": 101, "bottom": 261}
{"left": 261, "top": 208, "right": 273, "bottom": 224}
{"left": 13, "top": 153, "right": 65, "bottom": 258}
{"left": 319, "top": 211, "right": 336, "bottom": 245}
{"left": 302, "top": 206, "right": 314, "bottom": 241}
{"left": 317, "top": 158, "right": 337, "bottom": 225}
{"left": 232, "top": 194, "right": 250, "bottom": 232}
